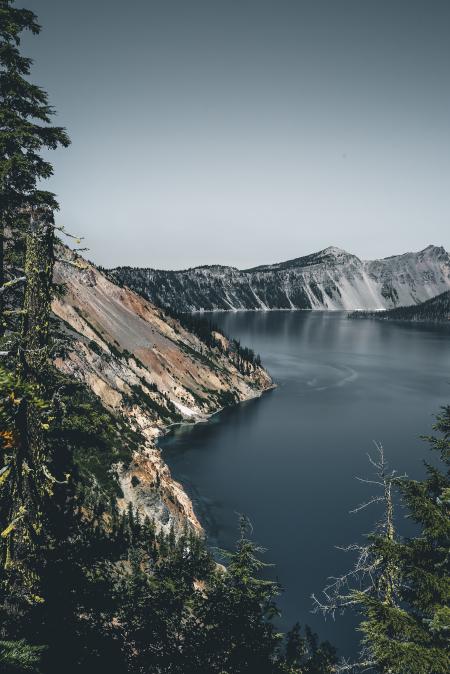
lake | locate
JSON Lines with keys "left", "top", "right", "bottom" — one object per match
{"left": 159, "top": 311, "right": 450, "bottom": 658}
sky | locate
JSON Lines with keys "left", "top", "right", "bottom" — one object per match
{"left": 24, "top": 0, "right": 450, "bottom": 269}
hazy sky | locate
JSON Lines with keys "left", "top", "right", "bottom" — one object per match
{"left": 25, "top": 0, "right": 450, "bottom": 269}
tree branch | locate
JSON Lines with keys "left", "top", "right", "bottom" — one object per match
{"left": 55, "top": 257, "right": 88, "bottom": 269}
{"left": 0, "top": 276, "right": 26, "bottom": 295}
{"left": 53, "top": 224, "right": 84, "bottom": 242}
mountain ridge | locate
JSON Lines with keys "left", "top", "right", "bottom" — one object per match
{"left": 110, "top": 244, "right": 450, "bottom": 313}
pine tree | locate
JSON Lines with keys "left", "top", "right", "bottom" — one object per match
{"left": 0, "top": 638, "right": 45, "bottom": 672}
{"left": 187, "top": 516, "right": 284, "bottom": 674}
{"left": 0, "top": 0, "right": 69, "bottom": 334}
{"left": 1, "top": 5, "right": 339, "bottom": 673}
{"left": 1, "top": 206, "right": 63, "bottom": 611}
{"left": 373, "top": 407, "right": 450, "bottom": 674}
{"left": 314, "top": 414, "right": 450, "bottom": 673}
{"left": 285, "top": 622, "right": 307, "bottom": 669}
{"left": 0, "top": 0, "right": 70, "bottom": 640}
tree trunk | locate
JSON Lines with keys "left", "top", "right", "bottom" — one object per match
{"left": 17, "top": 207, "right": 54, "bottom": 519}
{"left": 0, "top": 221, "right": 4, "bottom": 338}
{"left": 3, "top": 209, "right": 55, "bottom": 601}
{"left": 20, "top": 209, "right": 54, "bottom": 380}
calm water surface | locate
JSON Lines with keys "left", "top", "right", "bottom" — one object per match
{"left": 160, "top": 312, "right": 450, "bottom": 657}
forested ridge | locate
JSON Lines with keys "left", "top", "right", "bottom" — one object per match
{"left": 349, "top": 290, "right": 450, "bottom": 323}
{"left": 0, "top": 2, "right": 449, "bottom": 673}
{"left": 156, "top": 308, "right": 262, "bottom": 375}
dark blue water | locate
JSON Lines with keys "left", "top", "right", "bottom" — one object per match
{"left": 160, "top": 312, "right": 450, "bottom": 658}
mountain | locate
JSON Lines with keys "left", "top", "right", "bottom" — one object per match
{"left": 110, "top": 245, "right": 450, "bottom": 312}
{"left": 350, "top": 289, "right": 450, "bottom": 323}
{"left": 52, "top": 247, "right": 272, "bottom": 534}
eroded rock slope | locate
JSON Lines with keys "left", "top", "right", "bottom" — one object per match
{"left": 52, "top": 249, "right": 272, "bottom": 534}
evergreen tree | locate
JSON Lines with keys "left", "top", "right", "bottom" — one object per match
{"left": 0, "top": 5, "right": 337, "bottom": 673}
{"left": 0, "top": 0, "right": 72, "bottom": 660}
{"left": 314, "top": 413, "right": 450, "bottom": 673}
{"left": 185, "top": 516, "right": 284, "bottom": 674}
{"left": 285, "top": 622, "right": 307, "bottom": 669}
{"left": 0, "top": 638, "right": 44, "bottom": 673}
{"left": 0, "top": 0, "right": 69, "bottom": 333}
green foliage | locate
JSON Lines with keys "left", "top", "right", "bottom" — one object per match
{"left": 0, "top": 362, "right": 61, "bottom": 605}
{"left": 0, "top": 639, "right": 45, "bottom": 673}
{"left": 377, "top": 406, "right": 450, "bottom": 674}
{"left": 87, "top": 339, "right": 104, "bottom": 356}
{"left": 0, "top": 365, "right": 48, "bottom": 434}
{"left": 215, "top": 388, "right": 239, "bottom": 407}
{"left": 228, "top": 337, "right": 262, "bottom": 374}
{"left": 316, "top": 408, "right": 450, "bottom": 673}
{"left": 162, "top": 306, "right": 263, "bottom": 373}
{"left": 0, "top": 0, "right": 70, "bottom": 214}
{"left": 349, "top": 290, "right": 450, "bottom": 323}
{"left": 125, "top": 382, "right": 182, "bottom": 423}
{"left": 284, "top": 623, "right": 336, "bottom": 673}
{"left": 187, "top": 517, "right": 284, "bottom": 674}
{"left": 51, "top": 379, "right": 142, "bottom": 497}
{"left": 168, "top": 309, "right": 222, "bottom": 349}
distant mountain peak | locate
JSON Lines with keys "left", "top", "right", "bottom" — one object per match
{"left": 378, "top": 245, "right": 445, "bottom": 262}
{"left": 422, "top": 244, "right": 446, "bottom": 255}
{"left": 111, "top": 244, "right": 450, "bottom": 313}
{"left": 320, "top": 246, "right": 349, "bottom": 256}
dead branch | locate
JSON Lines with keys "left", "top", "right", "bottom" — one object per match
{"left": 0, "top": 276, "right": 26, "bottom": 295}
{"left": 55, "top": 257, "right": 88, "bottom": 269}
{"left": 53, "top": 224, "right": 84, "bottom": 242}
{"left": 312, "top": 441, "right": 401, "bottom": 674}
{"left": 4, "top": 309, "right": 26, "bottom": 316}
{"left": 333, "top": 658, "right": 376, "bottom": 673}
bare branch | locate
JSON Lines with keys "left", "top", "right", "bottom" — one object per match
{"left": 349, "top": 495, "right": 384, "bottom": 514}
{"left": 55, "top": 257, "right": 88, "bottom": 269}
{"left": 355, "top": 476, "right": 384, "bottom": 487}
{"left": 0, "top": 276, "right": 26, "bottom": 295}
{"left": 312, "top": 441, "right": 401, "bottom": 632}
{"left": 334, "top": 658, "right": 376, "bottom": 673}
{"left": 42, "top": 465, "right": 69, "bottom": 485}
{"left": 4, "top": 309, "right": 27, "bottom": 316}
{"left": 53, "top": 224, "right": 85, "bottom": 242}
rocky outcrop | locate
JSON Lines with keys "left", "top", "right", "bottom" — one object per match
{"left": 52, "top": 248, "right": 272, "bottom": 535}
{"left": 110, "top": 245, "right": 450, "bottom": 312}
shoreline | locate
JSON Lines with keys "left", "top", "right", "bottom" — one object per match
{"left": 119, "top": 376, "right": 276, "bottom": 538}
{"left": 160, "top": 380, "right": 277, "bottom": 433}
{"left": 154, "top": 380, "right": 277, "bottom": 535}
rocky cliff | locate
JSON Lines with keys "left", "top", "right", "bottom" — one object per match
{"left": 110, "top": 245, "right": 450, "bottom": 312}
{"left": 52, "top": 248, "right": 272, "bottom": 535}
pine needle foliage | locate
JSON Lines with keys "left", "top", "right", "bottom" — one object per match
{"left": 314, "top": 410, "right": 450, "bottom": 673}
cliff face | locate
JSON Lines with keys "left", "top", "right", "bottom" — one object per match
{"left": 52, "top": 248, "right": 272, "bottom": 534}
{"left": 110, "top": 245, "right": 450, "bottom": 312}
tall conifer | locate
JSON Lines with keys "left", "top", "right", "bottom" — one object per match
{"left": 0, "top": 0, "right": 69, "bottom": 332}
